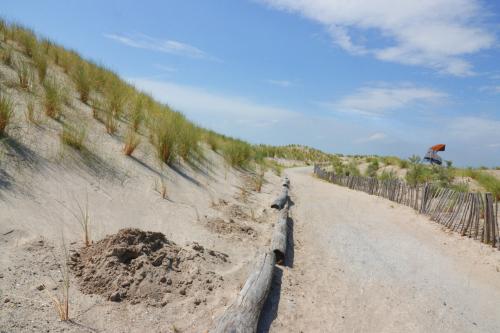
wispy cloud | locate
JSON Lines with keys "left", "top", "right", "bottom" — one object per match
{"left": 324, "top": 84, "right": 447, "bottom": 117}
{"left": 356, "top": 132, "right": 387, "bottom": 143}
{"left": 266, "top": 79, "right": 293, "bottom": 87}
{"left": 127, "top": 78, "right": 298, "bottom": 128}
{"left": 153, "top": 64, "right": 177, "bottom": 72}
{"left": 262, "top": 0, "right": 495, "bottom": 76}
{"left": 104, "top": 33, "right": 219, "bottom": 61}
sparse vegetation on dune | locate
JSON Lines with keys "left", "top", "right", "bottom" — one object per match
{"left": 0, "top": 93, "right": 14, "bottom": 137}
{"left": 60, "top": 123, "right": 86, "bottom": 150}
{"left": 43, "top": 78, "right": 63, "bottom": 119}
{"left": 460, "top": 168, "right": 500, "bottom": 199}
{"left": 123, "top": 129, "right": 140, "bottom": 156}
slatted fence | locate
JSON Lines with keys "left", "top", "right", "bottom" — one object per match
{"left": 314, "top": 164, "right": 499, "bottom": 248}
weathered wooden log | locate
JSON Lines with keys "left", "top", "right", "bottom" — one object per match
{"left": 270, "top": 207, "right": 289, "bottom": 265}
{"left": 271, "top": 187, "right": 288, "bottom": 210}
{"left": 211, "top": 251, "right": 276, "bottom": 333}
{"left": 282, "top": 177, "right": 290, "bottom": 188}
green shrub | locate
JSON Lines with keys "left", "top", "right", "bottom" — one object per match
{"left": 0, "top": 93, "right": 14, "bottom": 136}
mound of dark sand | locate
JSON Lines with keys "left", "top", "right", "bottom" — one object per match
{"left": 69, "top": 228, "right": 229, "bottom": 306}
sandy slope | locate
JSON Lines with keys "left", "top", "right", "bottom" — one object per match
{"left": 264, "top": 166, "right": 500, "bottom": 333}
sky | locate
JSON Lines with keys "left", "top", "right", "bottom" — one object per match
{"left": 2, "top": 0, "right": 500, "bottom": 166}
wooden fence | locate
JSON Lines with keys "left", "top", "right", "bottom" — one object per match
{"left": 314, "top": 165, "right": 499, "bottom": 248}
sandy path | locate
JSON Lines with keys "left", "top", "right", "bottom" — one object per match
{"left": 263, "top": 166, "right": 500, "bottom": 333}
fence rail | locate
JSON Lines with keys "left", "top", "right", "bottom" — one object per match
{"left": 314, "top": 165, "right": 499, "bottom": 248}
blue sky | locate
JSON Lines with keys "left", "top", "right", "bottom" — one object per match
{"left": 2, "top": 0, "right": 500, "bottom": 166}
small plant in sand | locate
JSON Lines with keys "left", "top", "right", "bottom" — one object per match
{"left": 60, "top": 123, "right": 86, "bottom": 151}
{"left": 254, "top": 168, "right": 265, "bottom": 192}
{"left": 74, "top": 64, "right": 91, "bottom": 104}
{"left": 123, "top": 129, "right": 140, "bottom": 156}
{"left": 71, "top": 194, "right": 91, "bottom": 247}
{"left": 25, "top": 100, "right": 41, "bottom": 125}
{"left": 0, "top": 93, "right": 14, "bottom": 137}
{"left": 43, "top": 79, "right": 62, "bottom": 119}
{"left": 105, "top": 111, "right": 117, "bottom": 135}
{"left": 44, "top": 237, "right": 70, "bottom": 321}
{"left": 15, "top": 60, "right": 34, "bottom": 90}
{"left": 154, "top": 177, "right": 168, "bottom": 199}
{"left": 130, "top": 95, "right": 144, "bottom": 132}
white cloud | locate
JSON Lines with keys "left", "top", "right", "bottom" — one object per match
{"left": 261, "top": 0, "right": 495, "bottom": 76}
{"left": 327, "top": 84, "right": 447, "bottom": 116}
{"left": 128, "top": 78, "right": 298, "bottom": 128}
{"left": 104, "top": 33, "right": 218, "bottom": 60}
{"left": 266, "top": 79, "right": 293, "bottom": 87}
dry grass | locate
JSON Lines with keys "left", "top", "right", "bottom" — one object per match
{"left": 25, "top": 100, "right": 41, "bottom": 125}
{"left": 1, "top": 47, "right": 14, "bottom": 67}
{"left": 15, "top": 59, "right": 34, "bottom": 90}
{"left": 105, "top": 111, "right": 117, "bottom": 135}
{"left": 74, "top": 64, "right": 91, "bottom": 104}
{"left": 44, "top": 238, "right": 70, "bottom": 321}
{"left": 71, "top": 194, "right": 91, "bottom": 247}
{"left": 155, "top": 177, "right": 168, "bottom": 199}
{"left": 123, "top": 129, "right": 140, "bottom": 156}
{"left": 254, "top": 168, "right": 265, "bottom": 192}
{"left": 0, "top": 93, "right": 14, "bottom": 136}
{"left": 60, "top": 123, "right": 86, "bottom": 150}
{"left": 43, "top": 79, "right": 62, "bottom": 119}
{"left": 33, "top": 51, "right": 48, "bottom": 82}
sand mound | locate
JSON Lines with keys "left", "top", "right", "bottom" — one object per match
{"left": 70, "top": 228, "right": 229, "bottom": 306}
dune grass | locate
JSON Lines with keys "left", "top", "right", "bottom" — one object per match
{"left": 74, "top": 63, "right": 91, "bottom": 104}
{"left": 33, "top": 50, "right": 48, "bottom": 82}
{"left": 123, "top": 129, "right": 140, "bottom": 156}
{"left": 1, "top": 46, "right": 14, "bottom": 67}
{"left": 222, "top": 139, "right": 252, "bottom": 168}
{"left": 25, "top": 100, "right": 41, "bottom": 125}
{"left": 0, "top": 93, "right": 14, "bottom": 137}
{"left": 60, "top": 123, "right": 86, "bottom": 150}
{"left": 43, "top": 79, "right": 63, "bottom": 119}
{"left": 15, "top": 59, "right": 34, "bottom": 90}
{"left": 461, "top": 168, "right": 500, "bottom": 199}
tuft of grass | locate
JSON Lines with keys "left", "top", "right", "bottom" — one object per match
{"left": 44, "top": 237, "right": 70, "bottom": 321}
{"left": 72, "top": 194, "right": 91, "bottom": 247}
{"left": 0, "top": 93, "right": 14, "bottom": 137}
{"left": 254, "top": 168, "right": 265, "bottom": 192}
{"left": 105, "top": 80, "right": 126, "bottom": 118}
{"left": 130, "top": 95, "right": 144, "bottom": 132}
{"left": 222, "top": 140, "right": 252, "bottom": 167}
{"left": 123, "top": 129, "right": 140, "bottom": 156}
{"left": 462, "top": 168, "right": 500, "bottom": 199}
{"left": 25, "top": 100, "right": 41, "bottom": 125}
{"left": 1, "top": 47, "right": 15, "bottom": 67}
{"left": 155, "top": 177, "right": 168, "bottom": 199}
{"left": 19, "top": 30, "right": 37, "bottom": 58}
{"left": 15, "top": 60, "right": 34, "bottom": 90}
{"left": 43, "top": 79, "right": 62, "bottom": 119}
{"left": 74, "top": 64, "right": 91, "bottom": 104}
{"left": 60, "top": 123, "right": 86, "bottom": 150}
{"left": 33, "top": 50, "right": 48, "bottom": 82}
{"left": 105, "top": 111, "right": 117, "bottom": 135}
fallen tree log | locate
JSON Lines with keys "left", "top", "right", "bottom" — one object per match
{"left": 271, "top": 187, "right": 288, "bottom": 210}
{"left": 211, "top": 251, "right": 276, "bottom": 333}
{"left": 270, "top": 207, "right": 288, "bottom": 265}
